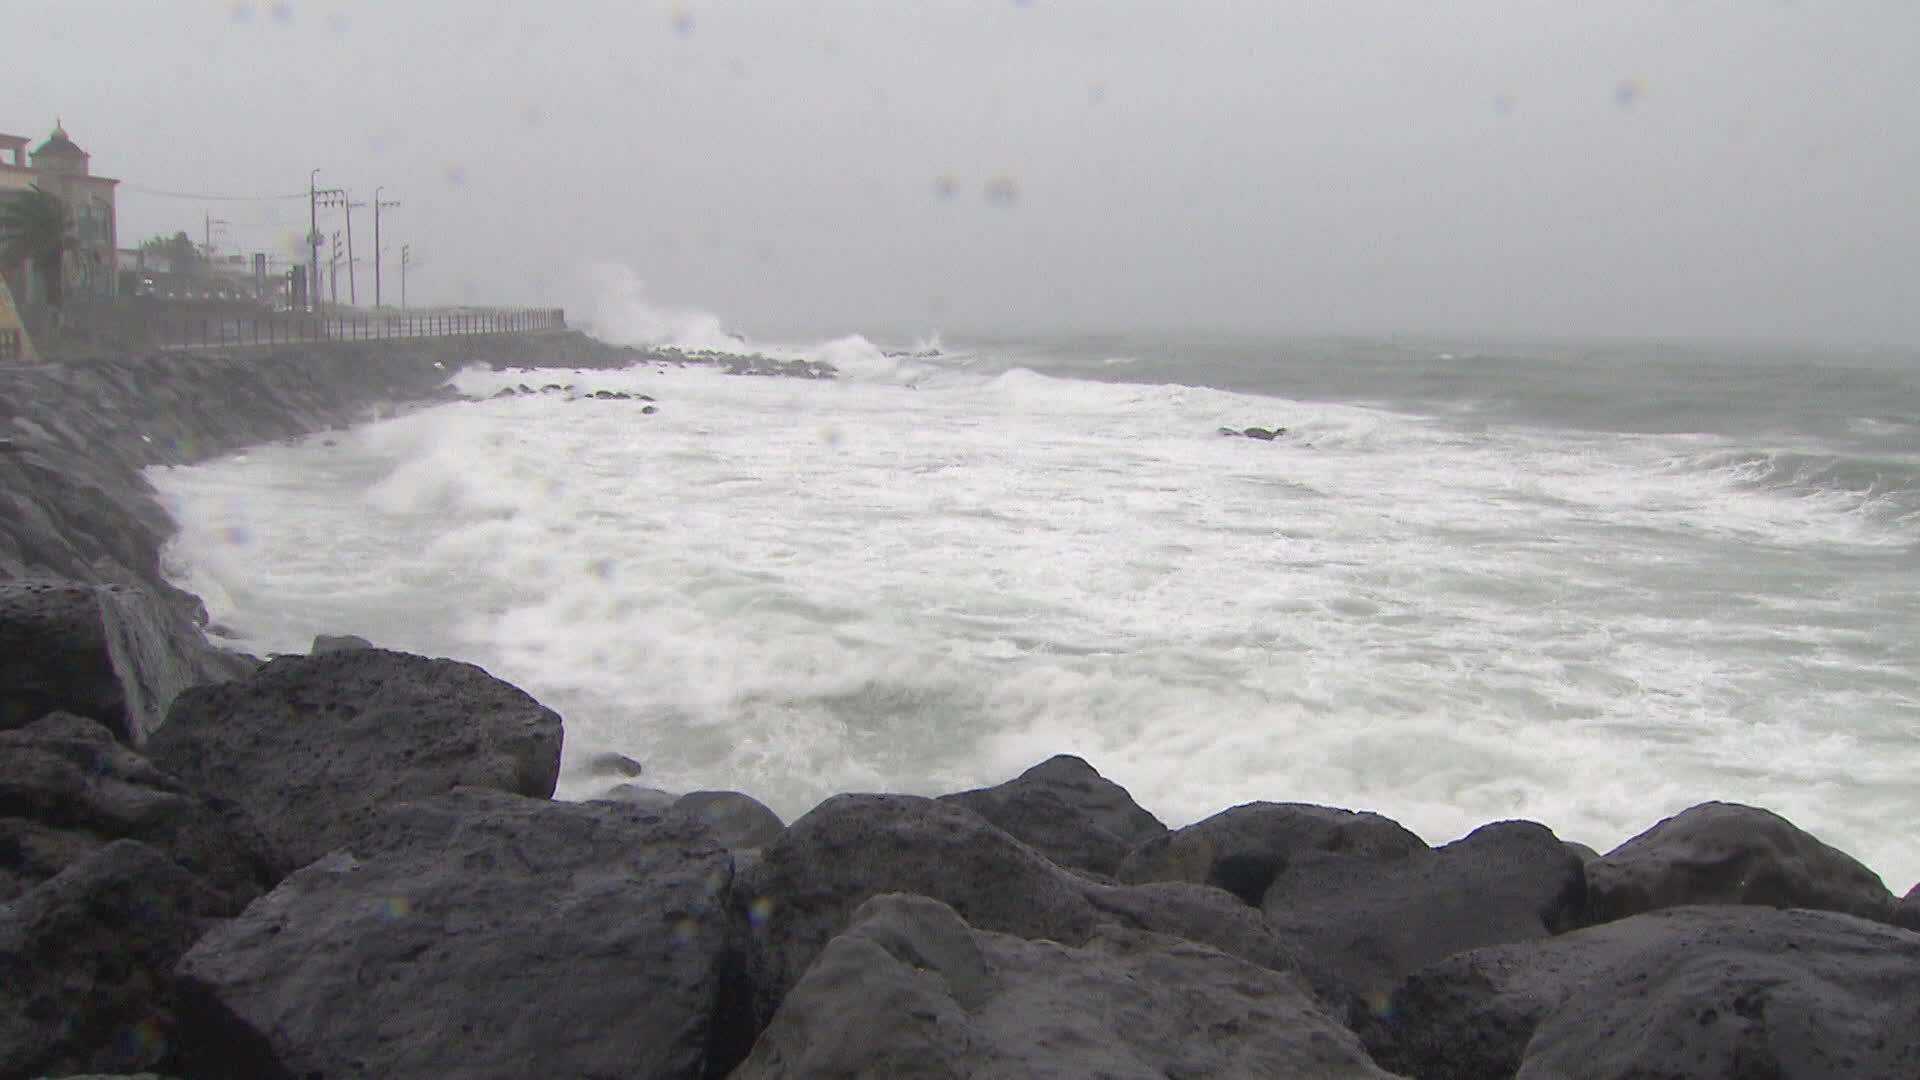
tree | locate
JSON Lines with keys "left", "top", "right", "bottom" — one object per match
{"left": 140, "top": 231, "right": 205, "bottom": 275}
{"left": 0, "top": 185, "right": 74, "bottom": 308}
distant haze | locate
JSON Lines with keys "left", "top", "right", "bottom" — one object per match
{"left": 14, "top": 0, "right": 1919, "bottom": 346}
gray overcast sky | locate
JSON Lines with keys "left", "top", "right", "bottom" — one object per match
{"left": 10, "top": 0, "right": 1918, "bottom": 345}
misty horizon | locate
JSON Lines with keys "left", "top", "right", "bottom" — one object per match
{"left": 12, "top": 0, "right": 1919, "bottom": 349}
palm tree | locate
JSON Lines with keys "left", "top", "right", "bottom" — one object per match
{"left": 0, "top": 185, "right": 74, "bottom": 309}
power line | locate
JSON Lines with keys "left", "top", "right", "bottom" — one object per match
{"left": 119, "top": 182, "right": 309, "bottom": 202}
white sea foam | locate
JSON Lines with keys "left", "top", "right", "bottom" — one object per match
{"left": 150, "top": 336, "right": 1920, "bottom": 893}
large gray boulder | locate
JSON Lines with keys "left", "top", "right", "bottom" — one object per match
{"left": 735, "top": 794, "right": 1310, "bottom": 1033}
{"left": 0, "top": 712, "right": 286, "bottom": 909}
{"left": 174, "top": 789, "right": 736, "bottom": 1080}
{"left": 146, "top": 647, "right": 563, "bottom": 866}
{"left": 731, "top": 893, "right": 1397, "bottom": 1080}
{"left": 1364, "top": 905, "right": 1920, "bottom": 1080}
{"left": 1260, "top": 819, "right": 1585, "bottom": 1010}
{"left": 0, "top": 580, "right": 249, "bottom": 745}
{"left": 939, "top": 754, "right": 1166, "bottom": 878}
{"left": 1117, "top": 800, "right": 1427, "bottom": 904}
{"left": 736, "top": 793, "right": 1099, "bottom": 1027}
{"left": 671, "top": 790, "right": 785, "bottom": 851}
{"left": 1583, "top": 801, "right": 1894, "bottom": 925}
{"left": 0, "top": 839, "right": 227, "bottom": 1080}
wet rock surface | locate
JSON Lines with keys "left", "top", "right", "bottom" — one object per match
{"left": 1118, "top": 800, "right": 1428, "bottom": 904}
{"left": 731, "top": 893, "right": 1397, "bottom": 1080}
{"left": 1581, "top": 799, "right": 1896, "bottom": 924}
{"left": 939, "top": 752, "right": 1166, "bottom": 878}
{"left": 0, "top": 839, "right": 227, "bottom": 1080}
{"left": 145, "top": 647, "right": 563, "bottom": 867}
{"left": 174, "top": 789, "right": 735, "bottom": 1080}
{"left": 0, "top": 711, "right": 285, "bottom": 909}
{"left": 1364, "top": 904, "right": 1920, "bottom": 1080}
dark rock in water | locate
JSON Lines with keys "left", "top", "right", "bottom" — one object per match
{"left": 731, "top": 893, "right": 1395, "bottom": 1080}
{"left": 637, "top": 393, "right": 656, "bottom": 402}
{"left": 0, "top": 839, "right": 228, "bottom": 1080}
{"left": 599, "top": 782, "right": 679, "bottom": 812}
{"left": 673, "top": 790, "right": 786, "bottom": 850}
{"left": 540, "top": 383, "right": 567, "bottom": 393}
{"left": 146, "top": 647, "right": 563, "bottom": 867}
{"left": 1117, "top": 801, "right": 1426, "bottom": 906}
{"left": 1260, "top": 819, "right": 1585, "bottom": 1011}
{"left": 490, "top": 387, "right": 519, "bottom": 398}
{"left": 0, "top": 580, "right": 250, "bottom": 745}
{"left": 1896, "top": 883, "right": 1920, "bottom": 932}
{"left": 307, "top": 632, "right": 372, "bottom": 654}
{"left": 641, "top": 404, "right": 658, "bottom": 414}
{"left": 590, "top": 389, "right": 633, "bottom": 400}
{"left": 174, "top": 789, "right": 736, "bottom": 1080}
{"left": 1582, "top": 800, "right": 1894, "bottom": 925}
{"left": 1243, "top": 426, "right": 1280, "bottom": 440}
{"left": 515, "top": 383, "right": 534, "bottom": 393}
{"left": 580, "top": 749, "right": 645, "bottom": 778}
{"left": 939, "top": 754, "right": 1166, "bottom": 878}
{"left": 0, "top": 712, "right": 286, "bottom": 909}
{"left": 1363, "top": 905, "right": 1920, "bottom": 1080}
{"left": 1219, "top": 426, "right": 1243, "bottom": 436}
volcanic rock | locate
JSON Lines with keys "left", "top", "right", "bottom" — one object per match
{"left": 306, "top": 632, "right": 373, "bottom": 654}
{"left": 145, "top": 647, "right": 563, "bottom": 867}
{"left": 0, "top": 712, "right": 285, "bottom": 909}
{"left": 939, "top": 754, "right": 1166, "bottom": 878}
{"left": 0, "top": 580, "right": 248, "bottom": 744}
{"left": 1582, "top": 800, "right": 1894, "bottom": 925}
{"left": 174, "top": 789, "right": 736, "bottom": 1080}
{"left": 1363, "top": 905, "right": 1920, "bottom": 1080}
{"left": 1117, "top": 800, "right": 1426, "bottom": 905}
{"left": 1260, "top": 819, "right": 1585, "bottom": 1011}
{"left": 731, "top": 893, "right": 1396, "bottom": 1080}
{"left": 734, "top": 793, "right": 1309, "bottom": 1033}
{"left": 673, "top": 790, "right": 786, "bottom": 851}
{"left": 0, "top": 839, "right": 227, "bottom": 1080}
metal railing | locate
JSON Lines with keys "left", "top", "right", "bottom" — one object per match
{"left": 152, "top": 308, "right": 567, "bottom": 350}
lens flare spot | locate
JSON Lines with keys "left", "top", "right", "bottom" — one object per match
{"left": 379, "top": 896, "right": 417, "bottom": 921}
{"left": 748, "top": 896, "right": 774, "bottom": 928}
{"left": 1614, "top": 79, "right": 1645, "bottom": 108}
{"left": 112, "top": 1017, "right": 168, "bottom": 1062}
{"left": 670, "top": 7, "right": 695, "bottom": 34}
{"left": 673, "top": 918, "right": 700, "bottom": 946}
{"left": 932, "top": 175, "right": 961, "bottom": 200}
{"left": 1363, "top": 991, "right": 1398, "bottom": 1020}
{"left": 984, "top": 176, "right": 1021, "bottom": 206}
{"left": 220, "top": 523, "right": 251, "bottom": 546}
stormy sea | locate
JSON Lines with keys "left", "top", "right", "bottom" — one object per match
{"left": 148, "top": 271, "right": 1920, "bottom": 891}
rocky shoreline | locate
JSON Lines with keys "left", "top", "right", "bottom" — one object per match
{"left": 5, "top": 640, "right": 1920, "bottom": 1079}
{"left": 6, "top": 335, "right": 1920, "bottom": 1077}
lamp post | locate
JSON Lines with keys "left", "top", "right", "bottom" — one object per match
{"left": 400, "top": 244, "right": 411, "bottom": 310}
{"left": 373, "top": 186, "right": 400, "bottom": 308}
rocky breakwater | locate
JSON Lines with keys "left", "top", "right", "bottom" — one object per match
{"left": 4, "top": 638, "right": 1920, "bottom": 1078}
{"left": 0, "top": 331, "right": 644, "bottom": 745}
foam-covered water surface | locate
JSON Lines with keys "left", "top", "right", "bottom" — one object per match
{"left": 150, "top": 312, "right": 1920, "bottom": 890}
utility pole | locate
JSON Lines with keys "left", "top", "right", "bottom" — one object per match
{"left": 341, "top": 196, "right": 365, "bottom": 307}
{"left": 307, "top": 168, "right": 322, "bottom": 312}
{"left": 203, "top": 213, "right": 229, "bottom": 258}
{"left": 400, "top": 244, "right": 411, "bottom": 310}
{"left": 373, "top": 186, "right": 400, "bottom": 307}
{"left": 329, "top": 231, "right": 342, "bottom": 306}
{"left": 314, "top": 186, "right": 349, "bottom": 305}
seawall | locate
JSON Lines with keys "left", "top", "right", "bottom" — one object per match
{"left": 0, "top": 330, "right": 642, "bottom": 611}
{"left": 0, "top": 331, "right": 647, "bottom": 743}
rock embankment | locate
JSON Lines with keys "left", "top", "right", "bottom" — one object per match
{"left": 3, "top": 637, "right": 1919, "bottom": 1079}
